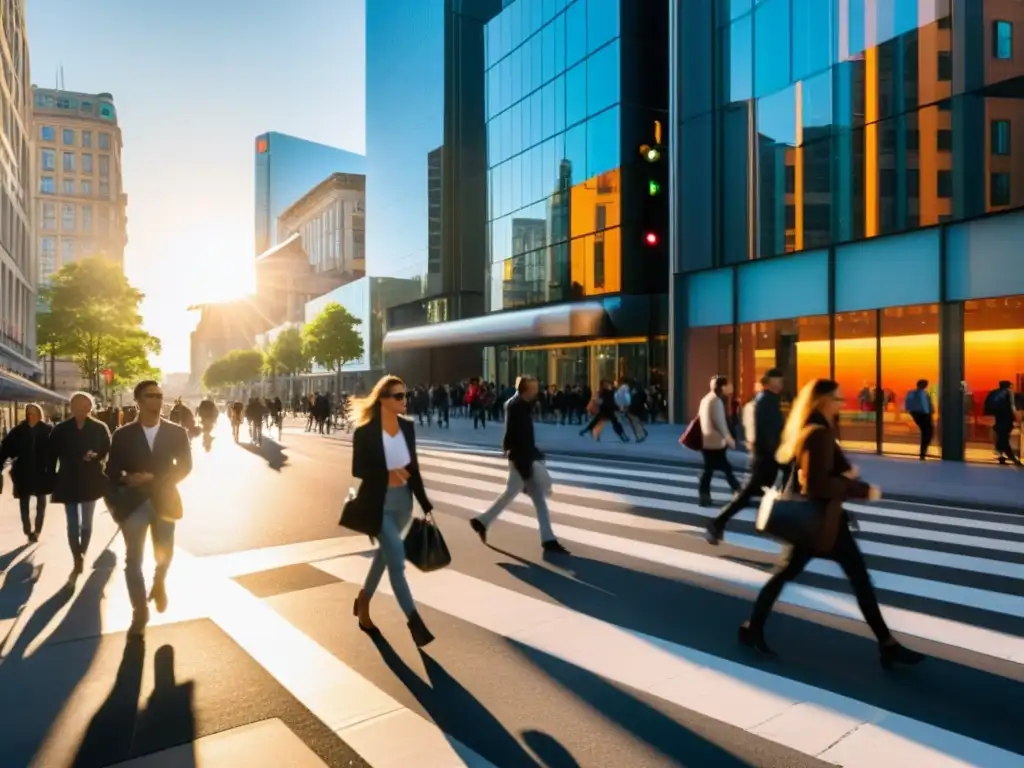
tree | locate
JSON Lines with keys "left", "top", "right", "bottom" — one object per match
{"left": 265, "top": 327, "right": 310, "bottom": 401}
{"left": 36, "top": 304, "right": 71, "bottom": 389}
{"left": 203, "top": 349, "right": 264, "bottom": 392}
{"left": 36, "top": 257, "right": 161, "bottom": 395}
{"left": 302, "top": 302, "right": 364, "bottom": 392}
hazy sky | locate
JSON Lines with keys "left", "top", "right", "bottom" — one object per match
{"left": 26, "top": 0, "right": 366, "bottom": 373}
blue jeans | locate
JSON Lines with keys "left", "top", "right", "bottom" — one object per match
{"left": 120, "top": 500, "right": 175, "bottom": 612}
{"left": 363, "top": 485, "right": 416, "bottom": 617}
{"left": 19, "top": 495, "right": 46, "bottom": 536}
{"left": 65, "top": 501, "right": 96, "bottom": 561}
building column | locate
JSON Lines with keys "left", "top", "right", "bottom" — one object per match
{"left": 939, "top": 301, "right": 965, "bottom": 461}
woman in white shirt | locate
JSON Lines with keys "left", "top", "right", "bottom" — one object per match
{"left": 344, "top": 375, "right": 436, "bottom": 647}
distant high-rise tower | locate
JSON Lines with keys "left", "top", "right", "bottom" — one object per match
{"left": 31, "top": 88, "right": 128, "bottom": 282}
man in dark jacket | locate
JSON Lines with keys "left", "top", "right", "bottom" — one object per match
{"left": 706, "top": 368, "right": 788, "bottom": 545}
{"left": 469, "top": 376, "right": 568, "bottom": 554}
{"left": 106, "top": 380, "right": 193, "bottom": 636}
{"left": 49, "top": 392, "right": 112, "bottom": 583}
{"left": 0, "top": 403, "right": 52, "bottom": 542}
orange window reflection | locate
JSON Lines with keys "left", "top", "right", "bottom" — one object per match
{"left": 569, "top": 227, "right": 621, "bottom": 297}
{"left": 880, "top": 304, "right": 940, "bottom": 457}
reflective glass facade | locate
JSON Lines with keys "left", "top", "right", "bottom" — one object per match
{"left": 485, "top": 0, "right": 623, "bottom": 312}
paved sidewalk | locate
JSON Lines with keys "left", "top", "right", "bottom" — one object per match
{"left": 290, "top": 416, "right": 1023, "bottom": 513}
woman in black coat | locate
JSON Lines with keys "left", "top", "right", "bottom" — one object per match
{"left": 48, "top": 392, "right": 111, "bottom": 580}
{"left": 0, "top": 403, "right": 52, "bottom": 542}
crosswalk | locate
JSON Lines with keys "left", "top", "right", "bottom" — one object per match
{"left": 207, "top": 441, "right": 1024, "bottom": 767}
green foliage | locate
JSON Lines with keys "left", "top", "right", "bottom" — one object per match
{"left": 301, "top": 302, "right": 364, "bottom": 374}
{"left": 203, "top": 348, "right": 264, "bottom": 390}
{"left": 36, "top": 257, "right": 161, "bottom": 391}
{"left": 266, "top": 327, "right": 310, "bottom": 376}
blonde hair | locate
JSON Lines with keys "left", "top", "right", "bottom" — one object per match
{"left": 351, "top": 375, "right": 405, "bottom": 427}
{"left": 775, "top": 378, "right": 839, "bottom": 465}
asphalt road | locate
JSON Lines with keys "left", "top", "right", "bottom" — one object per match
{"left": 2, "top": 418, "right": 1021, "bottom": 767}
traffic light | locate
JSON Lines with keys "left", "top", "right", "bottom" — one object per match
{"left": 644, "top": 232, "right": 659, "bottom": 246}
{"left": 639, "top": 119, "right": 666, "bottom": 249}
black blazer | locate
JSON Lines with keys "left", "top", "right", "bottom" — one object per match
{"left": 105, "top": 418, "right": 193, "bottom": 523}
{"left": 346, "top": 416, "right": 431, "bottom": 537}
{"left": 502, "top": 395, "right": 543, "bottom": 480}
{"left": 48, "top": 417, "right": 112, "bottom": 503}
{"left": 0, "top": 420, "right": 53, "bottom": 497}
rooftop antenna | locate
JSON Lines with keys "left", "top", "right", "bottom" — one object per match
{"left": 60, "top": 66, "right": 65, "bottom": 90}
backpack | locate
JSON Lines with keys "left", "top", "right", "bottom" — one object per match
{"left": 983, "top": 389, "right": 1004, "bottom": 417}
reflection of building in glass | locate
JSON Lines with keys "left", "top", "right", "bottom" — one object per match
{"left": 253, "top": 132, "right": 364, "bottom": 256}
{"left": 672, "top": 0, "right": 1024, "bottom": 462}
{"left": 382, "top": 0, "right": 670, "bottom": 394}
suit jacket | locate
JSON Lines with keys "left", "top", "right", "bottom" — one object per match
{"left": 503, "top": 394, "right": 543, "bottom": 479}
{"left": 346, "top": 416, "right": 431, "bottom": 537}
{"left": 0, "top": 420, "right": 53, "bottom": 497}
{"left": 48, "top": 417, "right": 112, "bottom": 503}
{"left": 105, "top": 418, "right": 193, "bottom": 523}
{"left": 790, "top": 412, "right": 871, "bottom": 553}
{"left": 752, "top": 390, "right": 784, "bottom": 461}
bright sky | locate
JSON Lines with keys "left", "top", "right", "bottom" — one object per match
{"left": 26, "top": 0, "right": 366, "bottom": 374}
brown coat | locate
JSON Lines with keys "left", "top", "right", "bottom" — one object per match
{"left": 792, "top": 418, "right": 871, "bottom": 553}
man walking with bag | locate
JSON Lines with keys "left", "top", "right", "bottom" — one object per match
{"left": 106, "top": 380, "right": 193, "bottom": 636}
{"left": 470, "top": 376, "right": 569, "bottom": 555}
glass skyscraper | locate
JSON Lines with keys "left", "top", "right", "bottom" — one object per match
{"left": 671, "top": 0, "right": 1024, "bottom": 461}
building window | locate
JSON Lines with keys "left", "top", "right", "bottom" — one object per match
{"left": 81, "top": 205, "right": 93, "bottom": 232}
{"left": 991, "top": 172, "right": 1012, "bottom": 206}
{"left": 41, "top": 149, "right": 55, "bottom": 170}
{"left": 81, "top": 180, "right": 93, "bottom": 196}
{"left": 82, "top": 154, "right": 94, "bottom": 174}
{"left": 938, "top": 169, "right": 953, "bottom": 198}
{"left": 40, "top": 125, "right": 55, "bottom": 142}
{"left": 99, "top": 155, "right": 110, "bottom": 178}
{"left": 63, "top": 179, "right": 75, "bottom": 195}
{"left": 62, "top": 238, "right": 75, "bottom": 265}
{"left": 40, "top": 237, "right": 57, "bottom": 276}
{"left": 62, "top": 151, "right": 75, "bottom": 172}
{"left": 42, "top": 203, "right": 56, "bottom": 230}
{"left": 937, "top": 51, "right": 953, "bottom": 81}
{"left": 991, "top": 120, "right": 1011, "bottom": 155}
{"left": 99, "top": 181, "right": 110, "bottom": 198}
{"left": 937, "top": 129, "right": 953, "bottom": 152}
{"left": 994, "top": 20, "right": 1013, "bottom": 60}
{"left": 62, "top": 128, "right": 75, "bottom": 146}
{"left": 40, "top": 176, "right": 55, "bottom": 194}
{"left": 62, "top": 203, "right": 75, "bottom": 230}
{"left": 82, "top": 130, "right": 93, "bottom": 148}
{"left": 99, "top": 132, "right": 111, "bottom": 150}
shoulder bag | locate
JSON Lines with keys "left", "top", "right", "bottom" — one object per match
{"left": 404, "top": 512, "right": 452, "bottom": 572}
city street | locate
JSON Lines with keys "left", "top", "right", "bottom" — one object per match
{"left": 0, "top": 418, "right": 1021, "bottom": 767}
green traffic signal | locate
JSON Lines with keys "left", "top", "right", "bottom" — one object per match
{"left": 648, "top": 180, "right": 661, "bottom": 196}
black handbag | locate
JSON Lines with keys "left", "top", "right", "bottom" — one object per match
{"left": 339, "top": 487, "right": 378, "bottom": 536}
{"left": 754, "top": 487, "right": 824, "bottom": 550}
{"left": 404, "top": 513, "right": 452, "bottom": 572}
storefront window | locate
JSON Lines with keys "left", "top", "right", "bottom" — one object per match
{"left": 963, "top": 296, "right": 1024, "bottom": 461}
{"left": 833, "top": 310, "right": 877, "bottom": 453}
{"left": 737, "top": 316, "right": 829, "bottom": 407}
{"left": 880, "top": 304, "right": 940, "bottom": 457}
{"left": 505, "top": 338, "right": 660, "bottom": 396}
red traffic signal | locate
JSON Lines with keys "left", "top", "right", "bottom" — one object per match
{"left": 644, "top": 232, "right": 659, "bottom": 246}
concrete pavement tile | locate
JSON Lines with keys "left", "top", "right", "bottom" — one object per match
{"left": 234, "top": 562, "right": 342, "bottom": 598}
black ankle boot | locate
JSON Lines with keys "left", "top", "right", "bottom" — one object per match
{"left": 738, "top": 623, "right": 778, "bottom": 659}
{"left": 407, "top": 611, "right": 435, "bottom": 648}
{"left": 879, "top": 641, "right": 925, "bottom": 670}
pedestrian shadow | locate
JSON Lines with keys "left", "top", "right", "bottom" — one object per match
{"left": 0, "top": 542, "right": 31, "bottom": 573}
{"left": 370, "top": 633, "right": 559, "bottom": 767}
{"left": 240, "top": 436, "right": 289, "bottom": 471}
{"left": 0, "top": 555, "right": 42, "bottom": 649}
{"left": 495, "top": 553, "right": 1023, "bottom": 755}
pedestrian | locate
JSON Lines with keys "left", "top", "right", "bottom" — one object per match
{"left": 105, "top": 380, "right": 193, "bottom": 636}
{"left": 739, "top": 378, "right": 925, "bottom": 669}
{"left": 0, "top": 403, "right": 53, "bottom": 543}
{"left": 905, "top": 379, "right": 935, "bottom": 461}
{"left": 346, "top": 374, "right": 436, "bottom": 647}
{"left": 697, "top": 375, "right": 741, "bottom": 506}
{"left": 470, "top": 375, "right": 569, "bottom": 555}
{"left": 48, "top": 392, "right": 112, "bottom": 586}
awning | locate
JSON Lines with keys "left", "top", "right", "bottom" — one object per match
{"left": 383, "top": 302, "right": 607, "bottom": 352}
{"left": 0, "top": 371, "right": 69, "bottom": 404}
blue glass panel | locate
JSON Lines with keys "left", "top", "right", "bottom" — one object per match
{"left": 530, "top": 90, "right": 543, "bottom": 148}
{"left": 542, "top": 0, "right": 558, "bottom": 25}
{"left": 542, "top": 81, "right": 556, "bottom": 140}
{"left": 757, "top": 85, "right": 797, "bottom": 146}
{"left": 564, "top": 122, "right": 587, "bottom": 185}
{"left": 754, "top": 0, "right": 790, "bottom": 97}
{"left": 542, "top": 19, "right": 556, "bottom": 83}
{"left": 687, "top": 268, "right": 735, "bottom": 327}
{"left": 554, "top": 74, "right": 566, "bottom": 132}
{"left": 722, "top": 15, "right": 752, "bottom": 104}
{"left": 522, "top": 35, "right": 536, "bottom": 96}
{"left": 511, "top": 153, "right": 523, "bottom": 212}
{"left": 835, "top": 230, "right": 939, "bottom": 312}
{"left": 586, "top": 106, "right": 619, "bottom": 178}
{"left": 738, "top": 250, "right": 828, "bottom": 322}
{"left": 586, "top": 40, "right": 619, "bottom": 117}
{"left": 510, "top": 0, "right": 523, "bottom": 48}
{"left": 947, "top": 211, "right": 1024, "bottom": 301}
{"left": 801, "top": 69, "right": 832, "bottom": 135}
{"left": 565, "top": 0, "right": 587, "bottom": 68}
{"left": 553, "top": 12, "right": 566, "bottom": 75}
{"left": 565, "top": 61, "right": 587, "bottom": 127}
{"left": 792, "top": 0, "right": 832, "bottom": 81}
{"left": 587, "top": 0, "right": 619, "bottom": 54}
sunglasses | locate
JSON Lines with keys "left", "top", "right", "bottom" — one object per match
{"left": 383, "top": 391, "right": 407, "bottom": 401}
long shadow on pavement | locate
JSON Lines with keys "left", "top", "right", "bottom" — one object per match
{"left": 494, "top": 550, "right": 1023, "bottom": 756}
{"left": 241, "top": 437, "right": 289, "bottom": 471}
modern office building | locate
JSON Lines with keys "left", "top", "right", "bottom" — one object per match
{"left": 382, "top": 0, "right": 671, "bottom": 391}
{"left": 366, "top": 0, "right": 503, "bottom": 383}
{"left": 670, "top": 0, "right": 1024, "bottom": 461}
{"left": 253, "top": 132, "right": 364, "bottom": 256}
{"left": 32, "top": 87, "right": 128, "bottom": 279}
{"left": 0, "top": 0, "right": 38, "bottom": 377}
